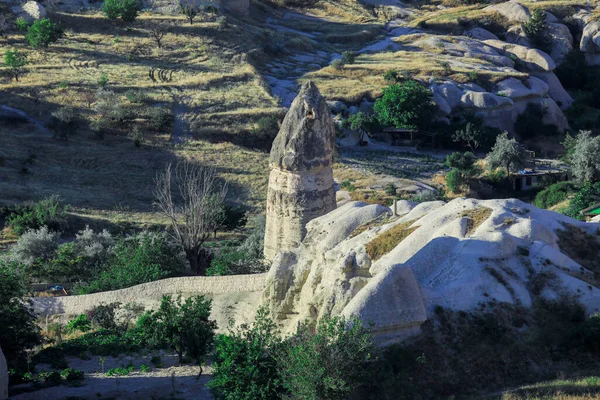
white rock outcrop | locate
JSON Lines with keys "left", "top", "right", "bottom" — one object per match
{"left": 262, "top": 198, "right": 600, "bottom": 344}
{"left": 484, "top": 39, "right": 556, "bottom": 71}
{"left": 263, "top": 82, "right": 337, "bottom": 260}
{"left": 12, "top": 1, "right": 47, "bottom": 22}
{"left": 486, "top": 0, "right": 531, "bottom": 24}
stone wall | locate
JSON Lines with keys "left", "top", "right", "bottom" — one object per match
{"left": 32, "top": 274, "right": 267, "bottom": 317}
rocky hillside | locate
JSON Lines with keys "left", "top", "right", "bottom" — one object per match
{"left": 262, "top": 197, "right": 600, "bottom": 344}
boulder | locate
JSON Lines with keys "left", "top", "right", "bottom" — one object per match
{"left": 532, "top": 71, "right": 574, "bottom": 109}
{"left": 506, "top": 25, "right": 532, "bottom": 47}
{"left": 13, "top": 1, "right": 47, "bottom": 22}
{"left": 460, "top": 90, "right": 514, "bottom": 109}
{"left": 580, "top": 20, "right": 600, "bottom": 65}
{"left": 486, "top": 0, "right": 531, "bottom": 24}
{"left": 547, "top": 22, "right": 573, "bottom": 65}
{"left": 433, "top": 92, "right": 452, "bottom": 115}
{"left": 432, "top": 81, "right": 463, "bottom": 109}
{"left": 465, "top": 27, "right": 499, "bottom": 41}
{"left": 484, "top": 39, "right": 556, "bottom": 71}
{"left": 0, "top": 346, "right": 6, "bottom": 400}
{"left": 495, "top": 76, "right": 549, "bottom": 99}
{"left": 264, "top": 81, "right": 337, "bottom": 261}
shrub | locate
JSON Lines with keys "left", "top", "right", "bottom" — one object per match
{"left": 220, "top": 203, "right": 247, "bottom": 233}
{"left": 340, "top": 180, "right": 356, "bottom": 192}
{"left": 384, "top": 69, "right": 399, "bottom": 83}
{"left": 86, "top": 302, "right": 120, "bottom": 331}
{"left": 180, "top": 0, "right": 199, "bottom": 25}
{"left": 107, "top": 366, "right": 134, "bottom": 376}
{"left": 445, "top": 151, "right": 477, "bottom": 174}
{"left": 341, "top": 51, "right": 356, "bottom": 64}
{"left": 374, "top": 80, "right": 435, "bottom": 130}
{"left": 60, "top": 367, "right": 84, "bottom": 382}
{"left": 75, "top": 231, "right": 184, "bottom": 294}
{"left": 145, "top": 106, "right": 172, "bottom": 131}
{"left": 208, "top": 307, "right": 284, "bottom": 399}
{"left": 9, "top": 226, "right": 59, "bottom": 268}
{"left": 128, "top": 126, "right": 144, "bottom": 147}
{"left": 385, "top": 183, "right": 397, "bottom": 196}
{"left": 238, "top": 214, "right": 266, "bottom": 259}
{"left": 253, "top": 115, "right": 279, "bottom": 140}
{"left": 6, "top": 195, "right": 68, "bottom": 235}
{"left": 345, "top": 112, "right": 379, "bottom": 143}
{"left": 138, "top": 295, "right": 217, "bottom": 364}
{"left": 97, "top": 72, "right": 109, "bottom": 88}
{"left": 66, "top": 314, "right": 92, "bottom": 334}
{"left": 331, "top": 59, "right": 345, "bottom": 70}
{"left": 523, "top": 9, "right": 548, "bottom": 50}
{"left": 25, "top": 19, "right": 63, "bottom": 49}
{"left": 534, "top": 181, "right": 576, "bottom": 209}
{"left": 102, "top": 0, "right": 139, "bottom": 24}
{"left": 4, "top": 49, "right": 27, "bottom": 82}
{"left": 51, "top": 106, "right": 78, "bottom": 140}
{"left": 206, "top": 245, "right": 268, "bottom": 276}
{"left": 16, "top": 17, "right": 29, "bottom": 32}
{"left": 452, "top": 122, "right": 485, "bottom": 152}
{"left": 565, "top": 182, "right": 600, "bottom": 219}
{"left": 0, "top": 263, "right": 41, "bottom": 363}
{"left": 446, "top": 168, "right": 463, "bottom": 193}
{"left": 277, "top": 316, "right": 375, "bottom": 400}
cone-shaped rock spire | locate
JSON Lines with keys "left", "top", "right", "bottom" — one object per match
{"left": 264, "top": 82, "right": 336, "bottom": 260}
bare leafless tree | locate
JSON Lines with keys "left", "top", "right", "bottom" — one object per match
{"left": 147, "top": 20, "right": 168, "bottom": 49}
{"left": 154, "top": 162, "right": 227, "bottom": 275}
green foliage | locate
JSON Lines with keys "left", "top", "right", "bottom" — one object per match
{"left": 208, "top": 307, "right": 284, "bottom": 399}
{"left": 523, "top": 9, "right": 548, "bottom": 50}
{"left": 86, "top": 302, "right": 120, "bottom": 331}
{"left": 445, "top": 151, "right": 476, "bottom": 174}
{"left": 340, "top": 180, "right": 356, "bottom": 192}
{"left": 66, "top": 314, "right": 92, "bottom": 334}
{"left": 331, "top": 59, "right": 345, "bottom": 70}
{"left": 53, "top": 327, "right": 148, "bottom": 357}
{"left": 75, "top": 232, "right": 184, "bottom": 294}
{"left": 534, "top": 181, "right": 576, "bottom": 209}
{"left": 97, "top": 72, "right": 109, "bottom": 88}
{"left": 9, "top": 226, "right": 59, "bottom": 270}
{"left": 206, "top": 244, "right": 267, "bottom": 276}
{"left": 138, "top": 295, "right": 217, "bottom": 363}
{"left": 277, "top": 316, "right": 375, "bottom": 400}
{"left": 253, "top": 116, "right": 279, "bottom": 140}
{"left": 140, "top": 364, "right": 150, "bottom": 372}
{"left": 486, "top": 132, "right": 525, "bottom": 175}
{"left": 344, "top": 112, "right": 379, "bottom": 142}
{"left": 374, "top": 80, "right": 435, "bottom": 130}
{"left": 385, "top": 183, "right": 397, "bottom": 196}
{"left": 514, "top": 103, "right": 558, "bottom": 140}
{"left": 60, "top": 367, "right": 85, "bottom": 382}
{"left": 341, "top": 51, "right": 356, "bottom": 64}
{"left": 452, "top": 122, "right": 484, "bottom": 152}
{"left": 565, "top": 182, "right": 600, "bottom": 219}
{"left": 102, "top": 0, "right": 139, "bottom": 24}
{"left": 16, "top": 17, "right": 29, "bottom": 32}
{"left": 107, "top": 366, "right": 134, "bottom": 376}
{"left": 0, "top": 264, "right": 41, "bottom": 363}
{"left": 571, "top": 130, "right": 600, "bottom": 183}
{"left": 51, "top": 106, "right": 78, "bottom": 140}
{"left": 561, "top": 133, "right": 577, "bottom": 164}
{"left": 6, "top": 195, "right": 68, "bottom": 235}
{"left": 4, "top": 49, "right": 27, "bottom": 82}
{"left": 25, "top": 19, "right": 63, "bottom": 49}
{"left": 445, "top": 168, "right": 463, "bottom": 193}
{"left": 221, "top": 204, "right": 247, "bottom": 233}
{"left": 383, "top": 69, "right": 399, "bottom": 83}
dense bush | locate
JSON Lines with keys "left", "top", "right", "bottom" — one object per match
{"left": 445, "top": 151, "right": 476, "bottom": 173}
{"left": 523, "top": 9, "right": 548, "bottom": 50}
{"left": 514, "top": 103, "right": 558, "bottom": 140}
{"left": 341, "top": 51, "right": 356, "bottom": 64}
{"left": 75, "top": 231, "right": 184, "bottom": 294}
{"left": 6, "top": 195, "right": 68, "bottom": 235}
{"left": 209, "top": 308, "right": 375, "bottom": 399}
{"left": 25, "top": 19, "right": 63, "bottom": 49}
{"left": 445, "top": 168, "right": 463, "bottom": 193}
{"left": 565, "top": 182, "right": 600, "bottom": 219}
{"left": 253, "top": 115, "right": 280, "bottom": 141}
{"left": 4, "top": 48, "right": 27, "bottom": 82}
{"left": 534, "top": 181, "right": 576, "bottom": 209}
{"left": 0, "top": 263, "right": 41, "bottom": 363}
{"left": 86, "top": 302, "right": 120, "bottom": 331}
{"left": 343, "top": 112, "right": 380, "bottom": 143}
{"left": 9, "top": 226, "right": 59, "bottom": 268}
{"left": 138, "top": 295, "right": 217, "bottom": 364}
{"left": 102, "top": 0, "right": 139, "bottom": 24}
{"left": 571, "top": 130, "right": 600, "bottom": 183}
{"left": 374, "top": 80, "right": 435, "bottom": 130}
{"left": 66, "top": 314, "right": 92, "bottom": 334}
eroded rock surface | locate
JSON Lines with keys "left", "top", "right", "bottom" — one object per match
{"left": 263, "top": 82, "right": 336, "bottom": 260}
{"left": 262, "top": 198, "right": 600, "bottom": 344}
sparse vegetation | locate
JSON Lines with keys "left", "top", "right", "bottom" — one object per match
{"left": 365, "top": 220, "right": 419, "bottom": 260}
{"left": 460, "top": 206, "right": 492, "bottom": 236}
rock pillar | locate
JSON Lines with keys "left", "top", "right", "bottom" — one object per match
{"left": 263, "top": 81, "right": 336, "bottom": 260}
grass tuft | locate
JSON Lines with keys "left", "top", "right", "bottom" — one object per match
{"left": 365, "top": 219, "right": 419, "bottom": 261}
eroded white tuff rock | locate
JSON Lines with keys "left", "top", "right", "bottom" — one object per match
{"left": 263, "top": 82, "right": 336, "bottom": 261}
{"left": 12, "top": 1, "right": 46, "bottom": 22}
{"left": 262, "top": 198, "right": 600, "bottom": 344}
{"left": 0, "top": 346, "right": 7, "bottom": 400}
{"left": 486, "top": 0, "right": 531, "bottom": 24}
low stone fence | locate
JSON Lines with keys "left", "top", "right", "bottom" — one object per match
{"left": 31, "top": 274, "right": 268, "bottom": 317}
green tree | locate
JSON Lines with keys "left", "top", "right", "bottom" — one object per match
{"left": 571, "top": 130, "right": 600, "bottom": 183}
{"left": 486, "top": 132, "right": 525, "bottom": 175}
{"left": 445, "top": 168, "right": 463, "bottom": 193}
{"left": 341, "top": 51, "right": 356, "bottom": 64}
{"left": 565, "top": 182, "right": 600, "bottom": 219}
{"left": 102, "top": 0, "right": 139, "bottom": 24}
{"left": 180, "top": 0, "right": 199, "bottom": 25}
{"left": 4, "top": 49, "right": 27, "bottom": 82}
{"left": 445, "top": 151, "right": 477, "bottom": 173}
{"left": 139, "top": 295, "right": 216, "bottom": 366}
{"left": 523, "top": 9, "right": 548, "bottom": 49}
{"left": 374, "top": 80, "right": 435, "bottom": 130}
{"left": 277, "top": 316, "right": 376, "bottom": 400}
{"left": 452, "top": 122, "right": 484, "bottom": 152}
{"left": 208, "top": 307, "right": 284, "bottom": 400}
{"left": 345, "top": 112, "right": 379, "bottom": 143}
{"left": 0, "top": 262, "right": 42, "bottom": 363}
{"left": 25, "top": 19, "right": 63, "bottom": 49}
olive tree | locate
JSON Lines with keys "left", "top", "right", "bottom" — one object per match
{"left": 4, "top": 49, "right": 27, "bottom": 82}
{"left": 571, "top": 130, "right": 600, "bottom": 183}
{"left": 154, "top": 162, "right": 227, "bottom": 275}
{"left": 486, "top": 132, "right": 525, "bottom": 175}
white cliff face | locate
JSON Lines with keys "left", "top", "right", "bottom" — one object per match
{"left": 263, "top": 82, "right": 337, "bottom": 261}
{"left": 262, "top": 198, "right": 600, "bottom": 345}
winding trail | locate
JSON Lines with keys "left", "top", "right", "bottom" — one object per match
{"left": 0, "top": 105, "right": 51, "bottom": 135}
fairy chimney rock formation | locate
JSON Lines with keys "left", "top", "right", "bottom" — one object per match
{"left": 264, "top": 82, "right": 336, "bottom": 260}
